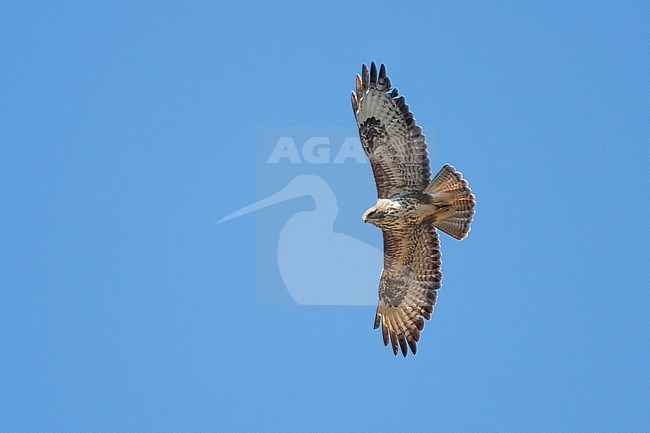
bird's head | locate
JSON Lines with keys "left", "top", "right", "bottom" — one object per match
{"left": 362, "top": 199, "right": 400, "bottom": 227}
{"left": 362, "top": 207, "right": 384, "bottom": 226}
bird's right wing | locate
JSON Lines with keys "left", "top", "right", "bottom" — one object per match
{"left": 351, "top": 62, "right": 432, "bottom": 198}
{"left": 374, "top": 224, "right": 442, "bottom": 357}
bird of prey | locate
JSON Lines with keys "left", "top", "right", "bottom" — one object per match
{"left": 351, "top": 62, "right": 476, "bottom": 357}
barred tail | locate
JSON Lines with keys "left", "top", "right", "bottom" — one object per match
{"left": 426, "top": 164, "right": 476, "bottom": 240}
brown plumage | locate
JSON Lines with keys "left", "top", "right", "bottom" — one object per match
{"left": 352, "top": 62, "right": 476, "bottom": 357}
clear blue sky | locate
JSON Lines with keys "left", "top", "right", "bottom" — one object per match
{"left": 1, "top": 1, "right": 649, "bottom": 432}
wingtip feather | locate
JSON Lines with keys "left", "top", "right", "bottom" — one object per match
{"left": 408, "top": 338, "right": 417, "bottom": 355}
{"left": 390, "top": 330, "right": 399, "bottom": 356}
{"left": 382, "top": 320, "right": 389, "bottom": 346}
{"left": 398, "top": 334, "right": 408, "bottom": 357}
{"left": 362, "top": 64, "right": 369, "bottom": 90}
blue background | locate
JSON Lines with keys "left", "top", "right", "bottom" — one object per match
{"left": 1, "top": 1, "right": 649, "bottom": 431}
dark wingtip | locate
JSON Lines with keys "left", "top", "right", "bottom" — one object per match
{"left": 408, "top": 338, "right": 417, "bottom": 355}
{"left": 399, "top": 335, "right": 408, "bottom": 357}
{"left": 377, "top": 63, "right": 391, "bottom": 90}
{"left": 390, "top": 331, "right": 399, "bottom": 355}
{"left": 370, "top": 62, "right": 377, "bottom": 85}
{"left": 411, "top": 327, "right": 421, "bottom": 343}
{"left": 361, "top": 64, "right": 369, "bottom": 90}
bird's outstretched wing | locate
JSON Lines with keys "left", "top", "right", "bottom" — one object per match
{"left": 374, "top": 224, "right": 441, "bottom": 357}
{"left": 351, "top": 62, "right": 431, "bottom": 198}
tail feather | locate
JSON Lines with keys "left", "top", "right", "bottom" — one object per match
{"left": 426, "top": 164, "right": 476, "bottom": 240}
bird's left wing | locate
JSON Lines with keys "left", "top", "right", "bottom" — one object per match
{"left": 374, "top": 224, "right": 442, "bottom": 357}
{"left": 351, "top": 62, "right": 431, "bottom": 198}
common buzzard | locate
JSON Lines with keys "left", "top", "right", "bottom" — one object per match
{"left": 351, "top": 62, "right": 476, "bottom": 357}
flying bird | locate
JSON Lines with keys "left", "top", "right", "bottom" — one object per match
{"left": 351, "top": 62, "right": 476, "bottom": 357}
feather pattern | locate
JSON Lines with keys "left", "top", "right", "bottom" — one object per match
{"left": 375, "top": 225, "right": 441, "bottom": 356}
{"left": 351, "top": 62, "right": 431, "bottom": 199}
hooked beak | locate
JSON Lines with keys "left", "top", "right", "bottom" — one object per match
{"left": 362, "top": 208, "right": 374, "bottom": 224}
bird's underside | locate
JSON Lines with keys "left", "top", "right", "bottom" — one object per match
{"left": 352, "top": 62, "right": 476, "bottom": 357}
